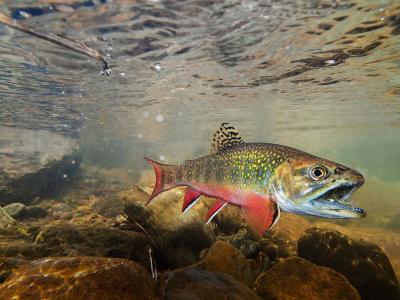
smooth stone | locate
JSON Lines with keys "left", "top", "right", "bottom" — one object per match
{"left": 254, "top": 256, "right": 361, "bottom": 300}
{"left": 195, "top": 240, "right": 255, "bottom": 286}
{"left": 20, "top": 206, "right": 47, "bottom": 219}
{"left": 298, "top": 227, "right": 400, "bottom": 300}
{"left": 165, "top": 267, "right": 261, "bottom": 300}
{"left": 0, "top": 256, "right": 158, "bottom": 300}
{"left": 3, "top": 203, "right": 26, "bottom": 218}
{"left": 0, "top": 127, "right": 80, "bottom": 206}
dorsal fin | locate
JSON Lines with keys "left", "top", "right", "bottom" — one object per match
{"left": 211, "top": 122, "right": 244, "bottom": 152}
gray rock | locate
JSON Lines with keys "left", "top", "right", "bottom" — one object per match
{"left": 261, "top": 230, "right": 297, "bottom": 261}
{"left": 219, "top": 228, "right": 262, "bottom": 259}
{"left": 0, "top": 127, "right": 80, "bottom": 205}
{"left": 165, "top": 267, "right": 261, "bottom": 300}
{"left": 298, "top": 227, "right": 400, "bottom": 300}
{"left": 3, "top": 203, "right": 25, "bottom": 218}
{"left": 21, "top": 206, "right": 47, "bottom": 219}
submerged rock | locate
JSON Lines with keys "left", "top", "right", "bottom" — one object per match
{"left": 2, "top": 202, "right": 26, "bottom": 218}
{"left": 298, "top": 227, "right": 400, "bottom": 300}
{"left": 261, "top": 230, "right": 297, "bottom": 260}
{"left": 254, "top": 256, "right": 361, "bottom": 300}
{"left": 155, "top": 223, "right": 215, "bottom": 269}
{"left": 0, "top": 257, "right": 29, "bottom": 283}
{"left": 0, "top": 127, "right": 81, "bottom": 205}
{"left": 33, "top": 223, "right": 151, "bottom": 267}
{"left": 0, "top": 223, "right": 152, "bottom": 269}
{"left": 165, "top": 267, "right": 261, "bottom": 300}
{"left": 20, "top": 205, "right": 48, "bottom": 219}
{"left": 195, "top": 241, "right": 255, "bottom": 286}
{"left": 122, "top": 186, "right": 215, "bottom": 269}
{"left": 0, "top": 256, "right": 158, "bottom": 300}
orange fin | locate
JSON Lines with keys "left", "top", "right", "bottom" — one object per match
{"left": 144, "top": 157, "right": 163, "bottom": 204}
{"left": 182, "top": 188, "right": 202, "bottom": 213}
{"left": 144, "top": 157, "right": 177, "bottom": 205}
{"left": 205, "top": 199, "right": 227, "bottom": 224}
{"left": 241, "top": 193, "right": 280, "bottom": 236}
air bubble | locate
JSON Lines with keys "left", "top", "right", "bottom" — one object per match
{"left": 325, "top": 59, "right": 336, "bottom": 65}
{"left": 153, "top": 63, "right": 162, "bottom": 72}
{"left": 137, "top": 133, "right": 143, "bottom": 139}
{"left": 156, "top": 114, "right": 164, "bottom": 122}
{"left": 159, "top": 155, "right": 165, "bottom": 161}
{"left": 63, "top": 174, "right": 68, "bottom": 178}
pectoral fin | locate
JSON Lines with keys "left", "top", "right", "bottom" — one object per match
{"left": 182, "top": 188, "right": 202, "bottom": 213}
{"left": 205, "top": 199, "right": 227, "bottom": 224}
{"left": 241, "top": 193, "right": 280, "bottom": 236}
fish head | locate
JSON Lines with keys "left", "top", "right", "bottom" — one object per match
{"left": 271, "top": 154, "right": 366, "bottom": 219}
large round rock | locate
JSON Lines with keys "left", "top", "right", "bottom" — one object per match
{"left": 0, "top": 256, "right": 158, "bottom": 299}
{"left": 254, "top": 256, "right": 361, "bottom": 300}
{"left": 298, "top": 227, "right": 400, "bottom": 300}
{"left": 0, "top": 127, "right": 80, "bottom": 205}
{"left": 165, "top": 267, "right": 261, "bottom": 300}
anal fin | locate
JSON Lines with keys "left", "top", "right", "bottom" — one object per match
{"left": 241, "top": 193, "right": 280, "bottom": 236}
{"left": 205, "top": 199, "right": 227, "bottom": 224}
{"left": 182, "top": 188, "right": 202, "bottom": 213}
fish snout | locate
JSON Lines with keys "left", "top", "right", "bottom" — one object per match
{"left": 337, "top": 167, "right": 364, "bottom": 187}
{"left": 351, "top": 171, "right": 365, "bottom": 187}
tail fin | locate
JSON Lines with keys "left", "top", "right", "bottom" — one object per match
{"left": 144, "top": 157, "right": 176, "bottom": 204}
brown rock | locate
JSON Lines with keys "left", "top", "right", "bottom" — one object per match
{"left": 33, "top": 223, "right": 151, "bottom": 267}
{"left": 254, "top": 256, "right": 361, "bottom": 300}
{"left": 196, "top": 241, "right": 255, "bottom": 286}
{"left": 0, "top": 256, "right": 158, "bottom": 300}
{"left": 0, "top": 257, "right": 29, "bottom": 283}
{"left": 122, "top": 186, "right": 215, "bottom": 269}
{"left": 0, "top": 223, "right": 151, "bottom": 269}
{"left": 165, "top": 267, "right": 261, "bottom": 300}
{"left": 298, "top": 228, "right": 400, "bottom": 300}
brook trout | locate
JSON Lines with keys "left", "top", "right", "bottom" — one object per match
{"left": 145, "top": 123, "right": 366, "bottom": 235}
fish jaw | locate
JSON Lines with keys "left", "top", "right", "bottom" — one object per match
{"left": 271, "top": 158, "right": 366, "bottom": 219}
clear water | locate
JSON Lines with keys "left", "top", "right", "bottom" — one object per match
{"left": 0, "top": 0, "right": 399, "bottom": 285}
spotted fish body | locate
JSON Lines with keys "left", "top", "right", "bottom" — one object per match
{"left": 161, "top": 144, "right": 293, "bottom": 196}
{"left": 146, "top": 123, "right": 366, "bottom": 235}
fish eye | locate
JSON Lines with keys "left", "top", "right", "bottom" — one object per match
{"left": 310, "top": 166, "right": 327, "bottom": 181}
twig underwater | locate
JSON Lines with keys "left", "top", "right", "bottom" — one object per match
{"left": 0, "top": 12, "right": 111, "bottom": 74}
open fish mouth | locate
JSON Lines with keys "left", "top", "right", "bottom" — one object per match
{"left": 309, "top": 183, "right": 366, "bottom": 218}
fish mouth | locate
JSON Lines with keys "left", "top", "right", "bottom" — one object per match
{"left": 308, "top": 182, "right": 366, "bottom": 218}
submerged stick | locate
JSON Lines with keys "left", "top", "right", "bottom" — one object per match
{"left": 0, "top": 12, "right": 110, "bottom": 71}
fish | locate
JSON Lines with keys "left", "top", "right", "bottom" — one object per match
{"left": 145, "top": 122, "right": 366, "bottom": 235}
